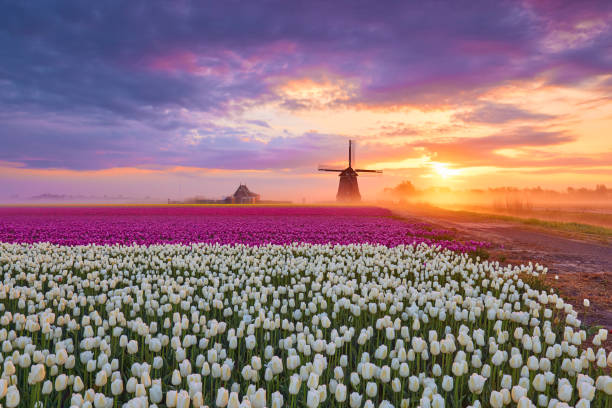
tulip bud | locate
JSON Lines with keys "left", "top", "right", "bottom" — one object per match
{"left": 307, "top": 389, "right": 320, "bottom": 408}
{"left": 468, "top": 373, "right": 486, "bottom": 395}
{"left": 150, "top": 383, "right": 163, "bottom": 404}
{"left": 366, "top": 381, "right": 377, "bottom": 397}
{"left": 335, "top": 383, "right": 347, "bottom": 402}
{"left": 578, "top": 381, "right": 595, "bottom": 401}
{"left": 95, "top": 370, "right": 107, "bottom": 387}
{"left": 489, "top": 391, "right": 503, "bottom": 408}
{"left": 533, "top": 374, "right": 546, "bottom": 392}
{"left": 511, "top": 386, "right": 527, "bottom": 403}
{"left": 42, "top": 380, "right": 53, "bottom": 395}
{"left": 350, "top": 392, "right": 362, "bottom": 408}
{"left": 177, "top": 390, "right": 190, "bottom": 408}
{"left": 558, "top": 382, "right": 572, "bottom": 402}
{"left": 111, "top": 378, "right": 123, "bottom": 395}
{"left": 380, "top": 365, "right": 391, "bottom": 383}
{"left": 307, "top": 372, "right": 319, "bottom": 389}
{"left": 55, "top": 373, "right": 68, "bottom": 391}
{"left": 6, "top": 386, "right": 19, "bottom": 408}
{"left": 217, "top": 387, "right": 229, "bottom": 407}
{"left": 27, "top": 363, "right": 46, "bottom": 384}
{"left": 167, "top": 390, "right": 178, "bottom": 408}
{"left": 172, "top": 369, "right": 182, "bottom": 386}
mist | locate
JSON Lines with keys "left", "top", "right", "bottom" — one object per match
{"left": 379, "top": 181, "right": 612, "bottom": 227}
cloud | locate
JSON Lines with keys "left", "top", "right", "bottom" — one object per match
{"left": 454, "top": 102, "right": 556, "bottom": 124}
{"left": 0, "top": 108, "right": 352, "bottom": 170}
{"left": 415, "top": 127, "right": 574, "bottom": 163}
{"left": 2, "top": 1, "right": 611, "bottom": 117}
{"left": 365, "top": 126, "right": 581, "bottom": 169}
{"left": 0, "top": 0, "right": 610, "bottom": 175}
{"left": 245, "top": 120, "right": 271, "bottom": 128}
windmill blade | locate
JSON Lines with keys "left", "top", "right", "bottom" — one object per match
{"left": 350, "top": 140, "right": 356, "bottom": 168}
{"left": 318, "top": 164, "right": 343, "bottom": 172}
{"left": 355, "top": 169, "right": 382, "bottom": 173}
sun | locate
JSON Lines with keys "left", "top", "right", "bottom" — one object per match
{"left": 432, "top": 162, "right": 461, "bottom": 179}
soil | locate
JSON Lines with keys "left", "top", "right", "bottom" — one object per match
{"left": 388, "top": 205, "right": 612, "bottom": 351}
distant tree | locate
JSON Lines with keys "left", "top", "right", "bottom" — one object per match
{"left": 395, "top": 181, "right": 416, "bottom": 195}
{"left": 384, "top": 180, "right": 417, "bottom": 198}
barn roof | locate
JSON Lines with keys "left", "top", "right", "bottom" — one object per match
{"left": 233, "top": 184, "right": 259, "bottom": 198}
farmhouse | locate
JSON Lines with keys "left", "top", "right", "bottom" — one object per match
{"left": 169, "top": 183, "right": 290, "bottom": 204}
{"left": 226, "top": 184, "right": 260, "bottom": 204}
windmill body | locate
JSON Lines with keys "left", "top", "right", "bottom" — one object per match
{"left": 319, "top": 140, "right": 382, "bottom": 202}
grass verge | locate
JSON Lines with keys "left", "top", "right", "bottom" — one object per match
{"left": 452, "top": 209, "right": 612, "bottom": 241}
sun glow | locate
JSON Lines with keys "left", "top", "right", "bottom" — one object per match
{"left": 431, "top": 162, "right": 461, "bottom": 179}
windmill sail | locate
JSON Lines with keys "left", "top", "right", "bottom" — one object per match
{"left": 318, "top": 164, "right": 344, "bottom": 172}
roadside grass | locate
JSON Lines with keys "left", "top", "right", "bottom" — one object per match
{"left": 452, "top": 209, "right": 612, "bottom": 242}
{"left": 463, "top": 205, "right": 612, "bottom": 228}
{"left": 388, "top": 203, "right": 612, "bottom": 240}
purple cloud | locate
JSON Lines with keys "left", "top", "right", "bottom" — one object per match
{"left": 454, "top": 102, "right": 556, "bottom": 124}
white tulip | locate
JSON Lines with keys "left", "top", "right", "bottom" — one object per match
{"left": 111, "top": 378, "right": 123, "bottom": 395}
{"left": 307, "top": 389, "right": 320, "bottom": 408}
{"left": 307, "top": 372, "right": 319, "bottom": 389}
{"left": 490, "top": 391, "right": 504, "bottom": 408}
{"left": 177, "top": 390, "right": 190, "bottom": 408}
{"left": 366, "top": 381, "right": 377, "bottom": 397}
{"left": 126, "top": 377, "right": 138, "bottom": 393}
{"left": 172, "top": 369, "right": 182, "bottom": 386}
{"left": 42, "top": 379, "right": 53, "bottom": 394}
{"left": 95, "top": 370, "right": 107, "bottom": 387}
{"left": 558, "top": 382, "right": 573, "bottom": 402}
{"left": 431, "top": 394, "right": 445, "bottom": 408}
{"left": 93, "top": 393, "right": 106, "bottom": 408}
{"left": 578, "top": 381, "right": 596, "bottom": 401}
{"left": 442, "top": 376, "right": 453, "bottom": 392}
{"left": 27, "top": 363, "right": 46, "bottom": 384}
{"left": 6, "top": 386, "right": 19, "bottom": 408}
{"left": 217, "top": 387, "right": 229, "bottom": 407}
{"left": 512, "top": 386, "right": 527, "bottom": 403}
{"left": 167, "top": 390, "right": 178, "bottom": 408}
{"left": 0, "top": 378, "right": 7, "bottom": 398}
{"left": 533, "top": 373, "right": 547, "bottom": 392}
{"left": 392, "top": 377, "right": 401, "bottom": 393}
{"left": 335, "top": 383, "right": 347, "bottom": 402}
{"left": 350, "top": 392, "right": 362, "bottom": 408}
{"left": 271, "top": 391, "right": 284, "bottom": 408}
{"left": 55, "top": 373, "right": 68, "bottom": 391}
{"left": 380, "top": 365, "right": 391, "bottom": 383}
{"left": 150, "top": 383, "right": 163, "bottom": 404}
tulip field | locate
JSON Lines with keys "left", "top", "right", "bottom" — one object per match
{"left": 0, "top": 206, "right": 611, "bottom": 408}
{"left": 0, "top": 207, "right": 487, "bottom": 252}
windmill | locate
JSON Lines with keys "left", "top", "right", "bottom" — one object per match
{"left": 319, "top": 140, "right": 382, "bottom": 202}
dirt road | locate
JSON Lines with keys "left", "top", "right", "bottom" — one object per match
{"left": 389, "top": 206, "right": 612, "bottom": 340}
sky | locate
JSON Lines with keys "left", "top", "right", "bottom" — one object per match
{"left": 1, "top": 0, "right": 611, "bottom": 202}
